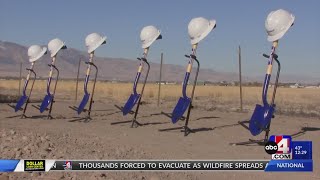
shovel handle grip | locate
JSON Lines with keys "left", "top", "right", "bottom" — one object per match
{"left": 25, "top": 68, "right": 34, "bottom": 84}
{"left": 21, "top": 63, "right": 36, "bottom": 96}
{"left": 85, "top": 62, "right": 95, "bottom": 65}
{"left": 263, "top": 53, "right": 278, "bottom": 59}
{"left": 185, "top": 54, "right": 197, "bottom": 60}
{"left": 132, "top": 56, "right": 148, "bottom": 94}
{"left": 137, "top": 57, "right": 147, "bottom": 62}
{"left": 141, "top": 58, "right": 147, "bottom": 62}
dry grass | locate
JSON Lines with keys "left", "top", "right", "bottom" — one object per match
{"left": 1, "top": 79, "right": 320, "bottom": 117}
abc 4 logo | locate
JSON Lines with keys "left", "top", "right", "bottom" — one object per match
{"left": 265, "top": 136, "right": 291, "bottom": 155}
{"left": 265, "top": 141, "right": 279, "bottom": 154}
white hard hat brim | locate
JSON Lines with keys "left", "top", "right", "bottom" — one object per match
{"left": 50, "top": 42, "right": 66, "bottom": 57}
{"left": 141, "top": 30, "right": 161, "bottom": 49}
{"left": 88, "top": 36, "right": 107, "bottom": 53}
{"left": 29, "top": 47, "right": 47, "bottom": 63}
{"left": 191, "top": 19, "right": 216, "bottom": 45}
{"left": 267, "top": 15, "right": 295, "bottom": 42}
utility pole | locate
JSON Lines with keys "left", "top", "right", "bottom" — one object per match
{"left": 75, "top": 58, "right": 81, "bottom": 102}
{"left": 238, "top": 45, "right": 243, "bottom": 112}
{"left": 157, "top": 53, "right": 163, "bottom": 107}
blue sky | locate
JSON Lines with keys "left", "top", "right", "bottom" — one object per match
{"left": 0, "top": 0, "right": 319, "bottom": 78}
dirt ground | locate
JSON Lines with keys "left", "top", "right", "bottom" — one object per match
{"left": 0, "top": 99, "right": 319, "bottom": 180}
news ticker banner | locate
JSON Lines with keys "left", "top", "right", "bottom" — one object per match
{"left": 0, "top": 136, "right": 313, "bottom": 172}
{"left": 0, "top": 159, "right": 313, "bottom": 172}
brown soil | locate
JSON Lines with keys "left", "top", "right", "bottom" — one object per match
{"left": 0, "top": 100, "right": 319, "bottom": 180}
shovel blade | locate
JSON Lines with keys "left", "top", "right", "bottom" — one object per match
{"left": 249, "top": 104, "right": 275, "bottom": 136}
{"left": 15, "top": 95, "right": 28, "bottom": 112}
{"left": 39, "top": 94, "right": 53, "bottom": 113}
{"left": 122, "top": 93, "right": 140, "bottom": 115}
{"left": 171, "top": 97, "right": 191, "bottom": 124}
{"left": 77, "top": 93, "right": 90, "bottom": 114}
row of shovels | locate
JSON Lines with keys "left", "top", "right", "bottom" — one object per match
{"left": 8, "top": 12, "right": 293, "bottom": 145}
{"left": 6, "top": 41, "right": 280, "bottom": 143}
{"left": 8, "top": 44, "right": 280, "bottom": 141}
{"left": 8, "top": 39, "right": 281, "bottom": 142}
{"left": 7, "top": 40, "right": 284, "bottom": 143}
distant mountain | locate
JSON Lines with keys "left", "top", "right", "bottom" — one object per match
{"left": 0, "top": 40, "right": 243, "bottom": 82}
{"left": 1, "top": 40, "right": 317, "bottom": 84}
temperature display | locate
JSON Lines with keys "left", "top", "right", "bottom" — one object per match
{"left": 292, "top": 141, "right": 312, "bottom": 159}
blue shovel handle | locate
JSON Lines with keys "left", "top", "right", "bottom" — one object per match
{"left": 46, "top": 77, "right": 52, "bottom": 95}
{"left": 83, "top": 58, "right": 94, "bottom": 95}
{"left": 46, "top": 63, "right": 55, "bottom": 95}
{"left": 261, "top": 46, "right": 276, "bottom": 107}
{"left": 132, "top": 58, "right": 144, "bottom": 95}
{"left": 262, "top": 74, "right": 271, "bottom": 106}
{"left": 182, "top": 71, "right": 190, "bottom": 99}
{"left": 132, "top": 66, "right": 142, "bottom": 95}
{"left": 83, "top": 74, "right": 90, "bottom": 95}
{"left": 181, "top": 54, "right": 195, "bottom": 99}
{"left": 22, "top": 78, "right": 29, "bottom": 97}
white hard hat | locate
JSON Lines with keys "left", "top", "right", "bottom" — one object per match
{"left": 28, "top": 45, "right": 47, "bottom": 62}
{"left": 140, "top": 25, "right": 161, "bottom": 49}
{"left": 265, "top": 9, "right": 295, "bottom": 42}
{"left": 188, "top": 17, "right": 216, "bottom": 45}
{"left": 85, "top": 33, "right": 107, "bottom": 53}
{"left": 48, "top": 38, "right": 66, "bottom": 57}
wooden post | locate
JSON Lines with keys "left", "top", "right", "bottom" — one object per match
{"left": 157, "top": 53, "right": 163, "bottom": 107}
{"left": 75, "top": 58, "right": 81, "bottom": 102}
{"left": 18, "top": 62, "right": 22, "bottom": 96}
{"left": 238, "top": 45, "right": 243, "bottom": 112}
